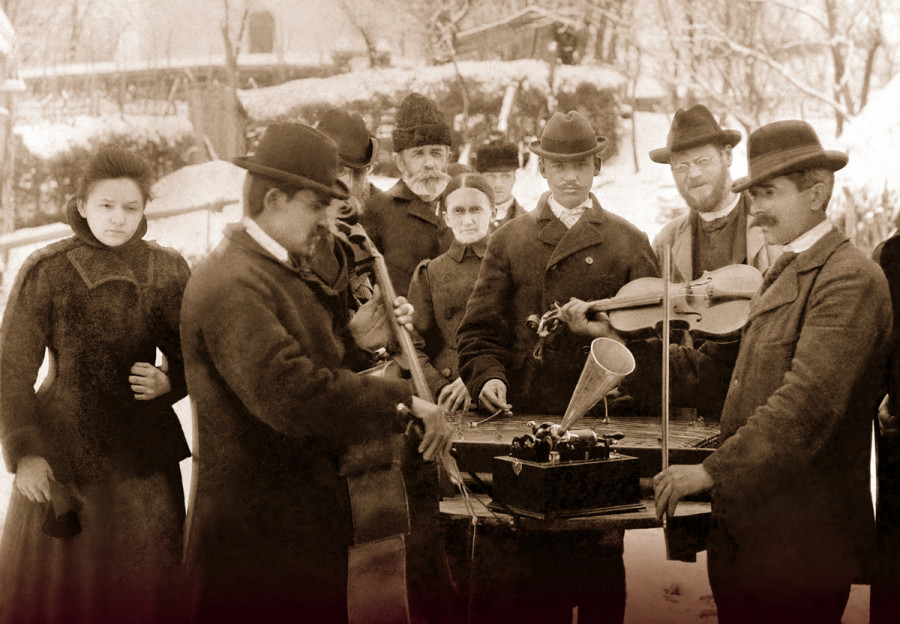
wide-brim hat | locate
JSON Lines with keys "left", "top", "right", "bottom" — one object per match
{"left": 649, "top": 104, "right": 741, "bottom": 164}
{"left": 316, "top": 108, "right": 379, "bottom": 169}
{"left": 529, "top": 111, "right": 607, "bottom": 162}
{"left": 732, "top": 120, "right": 847, "bottom": 192}
{"left": 233, "top": 123, "right": 348, "bottom": 199}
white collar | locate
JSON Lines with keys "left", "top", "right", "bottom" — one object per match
{"left": 783, "top": 219, "right": 833, "bottom": 254}
{"left": 697, "top": 193, "right": 740, "bottom": 222}
{"left": 241, "top": 216, "right": 291, "bottom": 264}
{"left": 548, "top": 194, "right": 592, "bottom": 216}
{"left": 494, "top": 197, "right": 515, "bottom": 221}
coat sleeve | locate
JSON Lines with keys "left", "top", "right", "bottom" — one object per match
{"left": 0, "top": 258, "right": 52, "bottom": 472}
{"left": 703, "top": 260, "right": 891, "bottom": 496}
{"left": 184, "top": 268, "right": 413, "bottom": 449}
{"left": 154, "top": 251, "right": 191, "bottom": 407}
{"left": 456, "top": 235, "right": 516, "bottom": 400}
{"left": 408, "top": 260, "right": 451, "bottom": 398}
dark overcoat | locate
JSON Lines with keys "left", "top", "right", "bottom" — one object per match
{"left": 180, "top": 224, "right": 412, "bottom": 623}
{"left": 490, "top": 198, "right": 528, "bottom": 233}
{"left": 702, "top": 228, "right": 891, "bottom": 612}
{"left": 361, "top": 179, "right": 452, "bottom": 296}
{"left": 456, "top": 192, "right": 659, "bottom": 415}
{"left": 408, "top": 238, "right": 486, "bottom": 396}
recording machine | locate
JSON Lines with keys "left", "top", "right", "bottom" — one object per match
{"left": 490, "top": 337, "right": 644, "bottom": 519}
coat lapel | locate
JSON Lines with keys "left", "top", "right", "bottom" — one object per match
{"left": 545, "top": 195, "right": 606, "bottom": 268}
{"left": 670, "top": 216, "right": 692, "bottom": 282}
{"left": 389, "top": 180, "right": 441, "bottom": 226}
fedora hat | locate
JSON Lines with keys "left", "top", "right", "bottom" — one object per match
{"left": 316, "top": 108, "right": 379, "bottom": 169}
{"left": 732, "top": 120, "right": 847, "bottom": 192}
{"left": 529, "top": 111, "right": 608, "bottom": 161}
{"left": 233, "top": 123, "right": 348, "bottom": 199}
{"left": 649, "top": 104, "right": 741, "bottom": 164}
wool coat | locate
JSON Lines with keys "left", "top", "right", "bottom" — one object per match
{"left": 701, "top": 228, "right": 891, "bottom": 619}
{"left": 456, "top": 192, "right": 659, "bottom": 415}
{"left": 408, "top": 238, "right": 487, "bottom": 397}
{"left": 361, "top": 179, "right": 452, "bottom": 296}
{"left": 180, "top": 223, "right": 413, "bottom": 623}
{"left": 652, "top": 194, "right": 777, "bottom": 283}
{"left": 0, "top": 201, "right": 191, "bottom": 624}
{"left": 490, "top": 198, "right": 528, "bottom": 233}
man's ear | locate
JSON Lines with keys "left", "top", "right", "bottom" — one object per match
{"left": 722, "top": 145, "right": 733, "bottom": 168}
{"left": 808, "top": 182, "right": 827, "bottom": 212}
{"left": 392, "top": 152, "right": 405, "bottom": 176}
{"left": 593, "top": 156, "right": 602, "bottom": 176}
{"left": 76, "top": 198, "right": 86, "bottom": 218}
{"left": 263, "top": 187, "right": 284, "bottom": 212}
{"left": 538, "top": 157, "right": 547, "bottom": 179}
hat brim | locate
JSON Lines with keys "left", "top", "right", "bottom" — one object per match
{"left": 339, "top": 136, "right": 379, "bottom": 170}
{"left": 649, "top": 130, "right": 742, "bottom": 164}
{"left": 731, "top": 150, "right": 848, "bottom": 193}
{"left": 233, "top": 157, "right": 349, "bottom": 199}
{"left": 529, "top": 137, "right": 608, "bottom": 161}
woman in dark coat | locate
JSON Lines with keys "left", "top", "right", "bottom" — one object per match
{"left": 408, "top": 173, "right": 495, "bottom": 412}
{"left": 0, "top": 147, "right": 191, "bottom": 624}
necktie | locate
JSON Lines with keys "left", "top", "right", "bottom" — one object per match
{"left": 762, "top": 252, "right": 798, "bottom": 290}
{"left": 558, "top": 207, "right": 586, "bottom": 229}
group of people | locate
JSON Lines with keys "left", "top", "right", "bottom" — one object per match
{"left": 0, "top": 87, "right": 897, "bottom": 624}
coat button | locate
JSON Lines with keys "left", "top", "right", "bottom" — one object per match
{"left": 442, "top": 368, "right": 452, "bottom": 378}
{"left": 445, "top": 308, "right": 455, "bottom": 320}
{"left": 585, "top": 256, "right": 594, "bottom": 265}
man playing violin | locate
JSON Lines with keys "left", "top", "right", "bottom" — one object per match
{"left": 616, "top": 120, "right": 888, "bottom": 624}
{"left": 456, "top": 110, "right": 658, "bottom": 624}
{"left": 180, "top": 123, "right": 452, "bottom": 623}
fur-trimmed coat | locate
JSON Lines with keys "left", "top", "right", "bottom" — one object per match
{"left": 180, "top": 223, "right": 413, "bottom": 622}
{"left": 456, "top": 192, "right": 659, "bottom": 414}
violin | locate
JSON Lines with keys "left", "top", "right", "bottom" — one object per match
{"left": 587, "top": 264, "right": 763, "bottom": 339}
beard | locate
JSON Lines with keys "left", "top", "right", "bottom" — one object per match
{"left": 405, "top": 169, "right": 451, "bottom": 202}
{"left": 678, "top": 169, "right": 732, "bottom": 213}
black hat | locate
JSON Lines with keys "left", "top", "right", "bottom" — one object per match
{"left": 529, "top": 111, "right": 607, "bottom": 162}
{"left": 233, "top": 123, "right": 348, "bottom": 199}
{"left": 732, "top": 120, "right": 847, "bottom": 192}
{"left": 649, "top": 104, "right": 741, "bottom": 164}
{"left": 474, "top": 140, "right": 519, "bottom": 172}
{"left": 392, "top": 93, "right": 452, "bottom": 153}
{"left": 316, "top": 108, "right": 378, "bottom": 169}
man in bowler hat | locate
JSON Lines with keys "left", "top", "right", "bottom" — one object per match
{"left": 361, "top": 92, "right": 453, "bottom": 296}
{"left": 180, "top": 122, "right": 451, "bottom": 623}
{"left": 456, "top": 110, "right": 658, "bottom": 624}
{"left": 473, "top": 138, "right": 528, "bottom": 231}
{"left": 653, "top": 120, "right": 891, "bottom": 624}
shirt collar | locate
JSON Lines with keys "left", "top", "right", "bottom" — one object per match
{"left": 241, "top": 216, "right": 291, "bottom": 264}
{"left": 783, "top": 219, "right": 833, "bottom": 254}
{"left": 548, "top": 194, "right": 592, "bottom": 217}
{"left": 697, "top": 193, "right": 740, "bottom": 222}
{"left": 494, "top": 197, "right": 515, "bottom": 222}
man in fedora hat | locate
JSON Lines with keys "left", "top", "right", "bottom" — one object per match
{"left": 653, "top": 120, "right": 891, "bottom": 624}
{"left": 180, "top": 122, "right": 451, "bottom": 623}
{"left": 361, "top": 92, "right": 454, "bottom": 297}
{"left": 473, "top": 138, "right": 528, "bottom": 231}
{"left": 317, "top": 107, "right": 379, "bottom": 208}
{"left": 456, "top": 110, "right": 658, "bottom": 624}
{"left": 651, "top": 104, "right": 779, "bottom": 283}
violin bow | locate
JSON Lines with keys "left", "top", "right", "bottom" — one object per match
{"left": 661, "top": 244, "right": 671, "bottom": 537}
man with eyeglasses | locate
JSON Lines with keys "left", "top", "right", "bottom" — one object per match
{"left": 651, "top": 104, "right": 780, "bottom": 283}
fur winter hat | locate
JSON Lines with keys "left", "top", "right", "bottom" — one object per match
{"left": 474, "top": 140, "right": 519, "bottom": 172}
{"left": 392, "top": 93, "right": 452, "bottom": 153}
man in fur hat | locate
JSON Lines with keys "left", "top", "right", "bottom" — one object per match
{"left": 361, "top": 92, "right": 453, "bottom": 296}
{"left": 456, "top": 110, "right": 658, "bottom": 624}
{"left": 180, "top": 122, "right": 451, "bottom": 624}
{"left": 653, "top": 120, "right": 891, "bottom": 624}
{"left": 473, "top": 138, "right": 528, "bottom": 231}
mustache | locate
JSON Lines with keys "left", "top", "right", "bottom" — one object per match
{"left": 751, "top": 213, "right": 778, "bottom": 228}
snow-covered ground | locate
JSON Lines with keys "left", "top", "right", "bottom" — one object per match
{"left": 0, "top": 110, "right": 878, "bottom": 623}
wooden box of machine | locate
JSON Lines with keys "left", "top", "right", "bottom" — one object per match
{"left": 491, "top": 453, "right": 642, "bottom": 519}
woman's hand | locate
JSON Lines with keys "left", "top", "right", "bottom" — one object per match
{"left": 15, "top": 455, "right": 54, "bottom": 503}
{"left": 129, "top": 362, "right": 171, "bottom": 400}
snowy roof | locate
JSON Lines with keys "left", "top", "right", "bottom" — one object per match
{"left": 455, "top": 5, "right": 582, "bottom": 43}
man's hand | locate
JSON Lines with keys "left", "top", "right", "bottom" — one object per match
{"left": 479, "top": 379, "right": 510, "bottom": 413}
{"left": 349, "top": 284, "right": 415, "bottom": 350}
{"left": 438, "top": 377, "right": 471, "bottom": 414}
{"left": 558, "top": 298, "right": 624, "bottom": 342}
{"left": 409, "top": 396, "right": 453, "bottom": 461}
{"left": 15, "top": 455, "right": 54, "bottom": 503}
{"left": 652, "top": 464, "right": 715, "bottom": 520}
{"left": 130, "top": 362, "right": 172, "bottom": 400}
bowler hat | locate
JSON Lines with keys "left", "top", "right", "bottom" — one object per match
{"left": 475, "top": 140, "right": 519, "bottom": 172}
{"left": 649, "top": 104, "right": 741, "bottom": 164}
{"left": 392, "top": 92, "right": 452, "bottom": 153}
{"left": 233, "top": 123, "right": 348, "bottom": 199}
{"left": 529, "top": 111, "right": 607, "bottom": 162}
{"left": 316, "top": 108, "right": 379, "bottom": 169}
{"left": 732, "top": 120, "right": 847, "bottom": 192}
